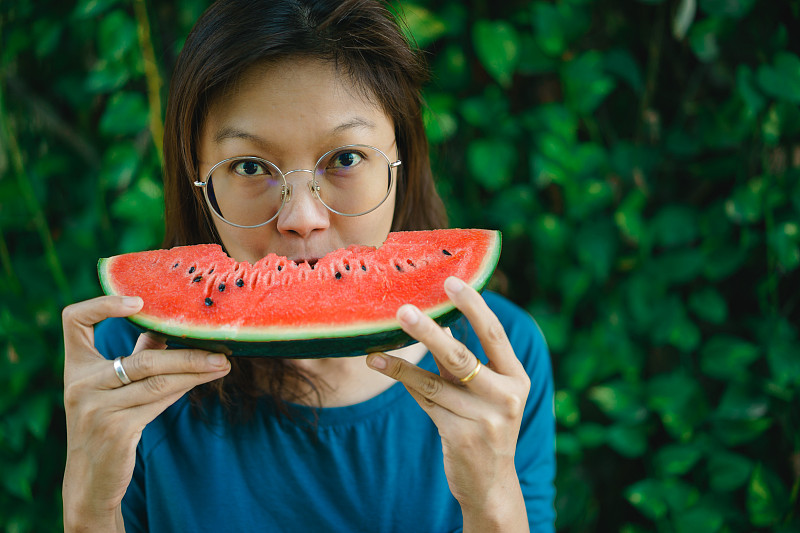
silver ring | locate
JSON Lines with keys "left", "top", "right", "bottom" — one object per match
{"left": 113, "top": 356, "right": 133, "bottom": 385}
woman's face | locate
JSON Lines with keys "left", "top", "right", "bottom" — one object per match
{"left": 198, "top": 58, "right": 398, "bottom": 264}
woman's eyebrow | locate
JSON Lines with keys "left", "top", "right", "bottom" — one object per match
{"left": 330, "top": 117, "right": 376, "bottom": 134}
{"left": 213, "top": 117, "right": 376, "bottom": 145}
{"left": 214, "top": 127, "right": 266, "bottom": 145}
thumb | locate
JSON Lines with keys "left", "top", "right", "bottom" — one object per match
{"left": 132, "top": 332, "right": 168, "bottom": 354}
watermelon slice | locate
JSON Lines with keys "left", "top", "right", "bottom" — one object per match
{"left": 98, "top": 229, "right": 501, "bottom": 358}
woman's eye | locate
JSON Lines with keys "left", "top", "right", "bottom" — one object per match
{"left": 233, "top": 160, "right": 269, "bottom": 176}
{"left": 330, "top": 151, "right": 363, "bottom": 169}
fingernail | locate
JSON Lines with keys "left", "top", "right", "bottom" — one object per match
{"left": 398, "top": 304, "right": 419, "bottom": 325}
{"left": 368, "top": 353, "right": 387, "bottom": 370}
{"left": 444, "top": 277, "right": 464, "bottom": 294}
{"left": 122, "top": 296, "right": 143, "bottom": 308}
{"left": 207, "top": 353, "right": 228, "bottom": 367}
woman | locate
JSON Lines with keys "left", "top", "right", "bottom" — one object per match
{"left": 61, "top": 1, "right": 555, "bottom": 531}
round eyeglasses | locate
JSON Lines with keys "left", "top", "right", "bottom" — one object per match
{"left": 194, "top": 144, "right": 401, "bottom": 229}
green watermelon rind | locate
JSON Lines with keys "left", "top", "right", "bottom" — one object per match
{"left": 97, "top": 230, "right": 501, "bottom": 358}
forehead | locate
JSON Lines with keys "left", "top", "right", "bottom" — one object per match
{"left": 202, "top": 58, "right": 392, "bottom": 148}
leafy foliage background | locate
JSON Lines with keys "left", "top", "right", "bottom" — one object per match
{"left": 1, "top": 0, "right": 799, "bottom": 530}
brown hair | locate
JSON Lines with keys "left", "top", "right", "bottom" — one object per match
{"left": 161, "top": 0, "right": 447, "bottom": 416}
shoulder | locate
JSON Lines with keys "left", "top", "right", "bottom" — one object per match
{"left": 94, "top": 317, "right": 141, "bottom": 360}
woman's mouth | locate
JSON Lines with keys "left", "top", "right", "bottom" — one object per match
{"left": 291, "top": 258, "right": 319, "bottom": 269}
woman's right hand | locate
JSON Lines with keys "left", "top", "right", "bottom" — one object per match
{"left": 61, "top": 295, "right": 231, "bottom": 532}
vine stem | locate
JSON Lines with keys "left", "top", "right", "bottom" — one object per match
{"left": 0, "top": 88, "right": 72, "bottom": 303}
{"left": 133, "top": 0, "right": 164, "bottom": 165}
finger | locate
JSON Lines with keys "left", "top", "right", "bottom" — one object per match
{"left": 396, "top": 304, "right": 488, "bottom": 385}
{"left": 108, "top": 348, "right": 229, "bottom": 389}
{"left": 111, "top": 363, "right": 230, "bottom": 410}
{"left": 367, "top": 352, "right": 480, "bottom": 418}
{"left": 443, "top": 277, "right": 521, "bottom": 375}
{"left": 62, "top": 296, "right": 143, "bottom": 358}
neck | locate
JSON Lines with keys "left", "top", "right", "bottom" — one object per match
{"left": 276, "top": 342, "right": 428, "bottom": 408}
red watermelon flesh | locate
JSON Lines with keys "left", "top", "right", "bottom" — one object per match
{"left": 98, "top": 228, "right": 501, "bottom": 358}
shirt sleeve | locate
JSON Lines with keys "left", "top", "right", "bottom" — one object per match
{"left": 480, "top": 293, "right": 557, "bottom": 532}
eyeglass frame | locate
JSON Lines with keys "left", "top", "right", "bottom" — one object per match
{"left": 194, "top": 143, "right": 402, "bottom": 229}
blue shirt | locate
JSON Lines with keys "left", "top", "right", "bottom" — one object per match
{"left": 95, "top": 292, "right": 555, "bottom": 532}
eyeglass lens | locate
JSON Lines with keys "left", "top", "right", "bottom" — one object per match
{"left": 205, "top": 145, "right": 392, "bottom": 227}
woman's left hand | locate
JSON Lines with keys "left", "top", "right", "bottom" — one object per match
{"left": 366, "top": 276, "right": 531, "bottom": 532}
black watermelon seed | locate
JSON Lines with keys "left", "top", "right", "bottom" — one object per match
{"left": 205, "top": 298, "right": 213, "bottom": 306}
{"left": 395, "top": 264, "right": 402, "bottom": 271}
{"left": 277, "top": 265, "right": 282, "bottom": 271}
{"left": 335, "top": 272, "right": 342, "bottom": 279}
{"left": 189, "top": 266, "right": 196, "bottom": 273}
{"left": 193, "top": 276, "right": 203, "bottom": 282}
{"left": 235, "top": 279, "right": 244, "bottom": 287}
{"left": 172, "top": 262, "right": 179, "bottom": 268}
{"left": 361, "top": 265, "right": 367, "bottom": 271}
{"left": 442, "top": 249, "right": 451, "bottom": 256}
{"left": 218, "top": 283, "right": 225, "bottom": 292}
{"left": 345, "top": 264, "right": 350, "bottom": 271}
{"left": 208, "top": 268, "right": 214, "bottom": 274}
{"left": 407, "top": 260, "right": 415, "bottom": 267}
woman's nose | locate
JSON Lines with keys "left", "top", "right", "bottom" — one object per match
{"left": 275, "top": 170, "right": 330, "bottom": 237}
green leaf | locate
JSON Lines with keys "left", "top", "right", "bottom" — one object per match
{"left": 768, "top": 221, "right": 800, "bottom": 271}
{"left": 700, "top": 0, "right": 756, "bottom": 17}
{"left": 556, "top": 432, "right": 582, "bottom": 457}
{"left": 757, "top": 52, "right": 800, "bottom": 104}
{"left": 660, "top": 478, "right": 700, "bottom": 511}
{"left": 1, "top": 453, "right": 37, "bottom": 501}
{"left": 20, "top": 394, "right": 51, "bottom": 441}
{"left": 737, "top": 65, "right": 767, "bottom": 112}
{"left": 673, "top": 504, "right": 725, "bottom": 532}
{"left": 767, "top": 339, "right": 800, "bottom": 387}
{"left": 531, "top": 2, "right": 566, "bottom": 56}
{"left": 650, "top": 205, "right": 698, "bottom": 247}
{"left": 700, "top": 335, "right": 761, "bottom": 380}
{"left": 472, "top": 20, "right": 520, "bottom": 87}
{"left": 587, "top": 380, "right": 647, "bottom": 423}
{"left": 688, "top": 287, "right": 728, "bottom": 324}
{"left": 99, "top": 10, "right": 137, "bottom": 60}
{"left": 688, "top": 17, "right": 721, "bottom": 62}
{"left": 423, "top": 96, "right": 457, "bottom": 144}
{"left": 73, "top": 0, "right": 121, "bottom": 18}
{"left": 715, "top": 383, "right": 769, "bottom": 421}
{"left": 575, "top": 423, "right": 606, "bottom": 448}
{"left": 400, "top": 3, "right": 447, "bottom": 49}
{"left": 713, "top": 418, "right": 772, "bottom": 446}
{"left": 604, "top": 48, "right": 645, "bottom": 94}
{"left": 101, "top": 143, "right": 141, "bottom": 190}
{"left": 615, "top": 190, "right": 647, "bottom": 245}
{"left": 707, "top": 450, "right": 753, "bottom": 491}
{"left": 85, "top": 59, "right": 131, "bottom": 93}
{"left": 747, "top": 463, "right": 787, "bottom": 527}
{"left": 467, "top": 139, "right": 517, "bottom": 191}
{"left": 99, "top": 92, "right": 150, "bottom": 136}
{"left": 488, "top": 187, "right": 535, "bottom": 239}
{"left": 654, "top": 443, "right": 703, "bottom": 477}
{"left": 555, "top": 389, "right": 580, "bottom": 427}
{"left": 625, "top": 479, "right": 668, "bottom": 520}
{"left": 562, "top": 51, "right": 616, "bottom": 114}
{"left": 725, "top": 177, "right": 764, "bottom": 224}
{"left": 606, "top": 422, "right": 648, "bottom": 457}
{"left": 575, "top": 219, "right": 618, "bottom": 282}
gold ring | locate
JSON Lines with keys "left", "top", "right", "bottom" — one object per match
{"left": 459, "top": 360, "right": 482, "bottom": 383}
